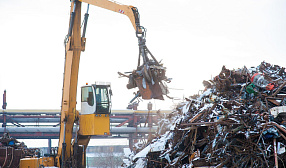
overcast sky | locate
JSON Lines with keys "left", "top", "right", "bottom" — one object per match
{"left": 0, "top": 0, "right": 286, "bottom": 111}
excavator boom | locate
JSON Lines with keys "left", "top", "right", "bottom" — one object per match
{"left": 80, "top": 0, "right": 138, "bottom": 30}
{"left": 56, "top": 1, "right": 83, "bottom": 167}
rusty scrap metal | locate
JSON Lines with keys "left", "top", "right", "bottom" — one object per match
{"left": 118, "top": 28, "right": 171, "bottom": 101}
{"left": 119, "top": 64, "right": 170, "bottom": 101}
{"left": 129, "top": 62, "right": 286, "bottom": 168}
{"left": 0, "top": 133, "right": 39, "bottom": 168}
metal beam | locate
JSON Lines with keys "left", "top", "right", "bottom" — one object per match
{"left": 3, "top": 109, "right": 171, "bottom": 115}
{"left": 0, "top": 117, "right": 131, "bottom": 123}
{"left": 0, "top": 127, "right": 156, "bottom": 134}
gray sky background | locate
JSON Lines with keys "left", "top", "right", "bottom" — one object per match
{"left": 1, "top": 0, "right": 286, "bottom": 111}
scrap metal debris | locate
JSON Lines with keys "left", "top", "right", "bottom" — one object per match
{"left": 118, "top": 25, "right": 171, "bottom": 101}
{"left": 126, "top": 62, "right": 286, "bottom": 168}
{"left": 0, "top": 133, "right": 40, "bottom": 168}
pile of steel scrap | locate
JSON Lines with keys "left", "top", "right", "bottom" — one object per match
{"left": 127, "top": 62, "right": 286, "bottom": 168}
{"left": 0, "top": 133, "right": 39, "bottom": 168}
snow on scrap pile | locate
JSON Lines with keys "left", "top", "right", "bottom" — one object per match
{"left": 127, "top": 62, "right": 286, "bottom": 168}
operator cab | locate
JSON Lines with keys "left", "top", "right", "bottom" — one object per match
{"left": 81, "top": 82, "right": 112, "bottom": 115}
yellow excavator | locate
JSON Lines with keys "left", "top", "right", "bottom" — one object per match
{"left": 19, "top": 0, "right": 169, "bottom": 167}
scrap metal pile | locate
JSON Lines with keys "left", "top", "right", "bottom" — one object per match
{"left": 0, "top": 133, "right": 40, "bottom": 167}
{"left": 128, "top": 62, "right": 286, "bottom": 168}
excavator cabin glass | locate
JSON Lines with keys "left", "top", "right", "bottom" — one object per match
{"left": 94, "top": 85, "right": 111, "bottom": 114}
{"left": 81, "top": 86, "right": 94, "bottom": 106}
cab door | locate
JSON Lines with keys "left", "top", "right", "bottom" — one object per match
{"left": 94, "top": 85, "right": 111, "bottom": 114}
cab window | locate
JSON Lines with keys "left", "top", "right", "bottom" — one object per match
{"left": 81, "top": 86, "right": 94, "bottom": 106}
{"left": 95, "top": 86, "right": 110, "bottom": 113}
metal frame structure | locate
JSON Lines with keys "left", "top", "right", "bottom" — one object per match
{"left": 0, "top": 109, "right": 171, "bottom": 147}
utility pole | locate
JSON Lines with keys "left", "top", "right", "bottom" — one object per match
{"left": 2, "top": 90, "right": 7, "bottom": 132}
{"left": 2, "top": 90, "right": 6, "bottom": 110}
{"left": 147, "top": 102, "right": 152, "bottom": 141}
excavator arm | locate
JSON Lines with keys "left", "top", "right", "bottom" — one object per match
{"left": 80, "top": 0, "right": 139, "bottom": 31}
